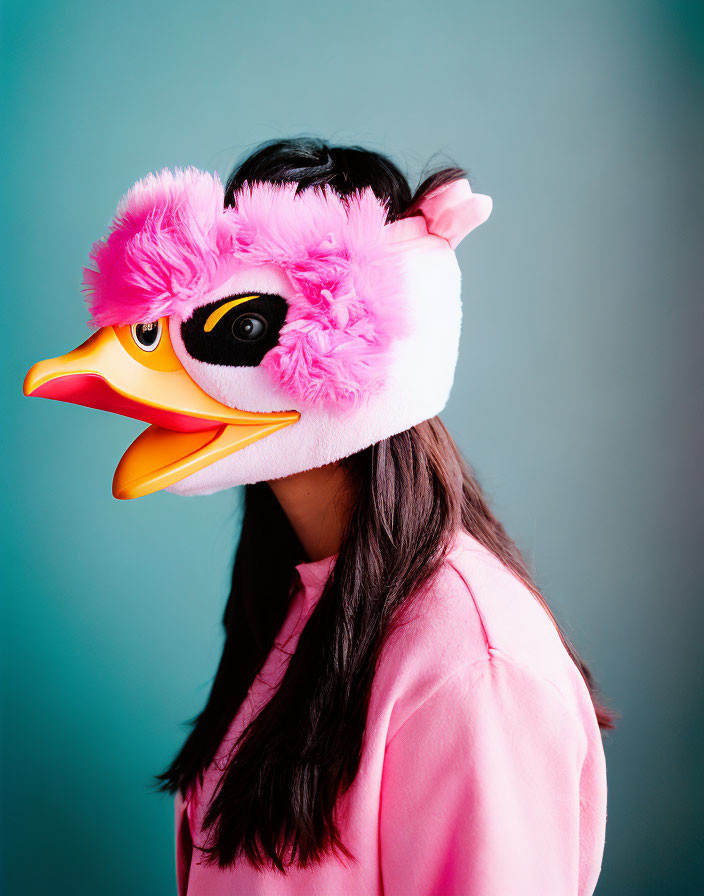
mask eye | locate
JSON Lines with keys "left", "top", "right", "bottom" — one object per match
{"left": 180, "top": 293, "right": 288, "bottom": 368}
{"left": 232, "top": 313, "right": 267, "bottom": 342}
{"left": 131, "top": 321, "right": 162, "bottom": 352}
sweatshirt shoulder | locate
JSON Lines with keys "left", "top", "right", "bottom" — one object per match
{"left": 374, "top": 530, "right": 594, "bottom": 739}
{"left": 444, "top": 530, "right": 573, "bottom": 678}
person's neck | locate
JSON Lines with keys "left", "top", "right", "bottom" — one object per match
{"left": 267, "top": 462, "right": 356, "bottom": 562}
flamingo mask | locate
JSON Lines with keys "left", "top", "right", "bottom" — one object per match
{"left": 23, "top": 168, "right": 491, "bottom": 499}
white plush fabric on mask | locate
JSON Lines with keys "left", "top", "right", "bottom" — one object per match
{"left": 166, "top": 230, "right": 464, "bottom": 493}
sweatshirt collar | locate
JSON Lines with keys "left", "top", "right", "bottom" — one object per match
{"left": 294, "top": 552, "right": 337, "bottom": 600}
{"left": 294, "top": 529, "right": 465, "bottom": 594}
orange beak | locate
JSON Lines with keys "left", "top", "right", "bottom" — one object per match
{"left": 23, "top": 319, "right": 300, "bottom": 500}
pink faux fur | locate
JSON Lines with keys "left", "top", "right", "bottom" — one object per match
{"left": 83, "top": 168, "right": 408, "bottom": 407}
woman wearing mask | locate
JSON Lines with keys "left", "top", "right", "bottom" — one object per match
{"left": 24, "top": 137, "right": 611, "bottom": 895}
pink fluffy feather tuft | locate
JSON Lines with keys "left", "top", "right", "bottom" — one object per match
{"left": 83, "top": 168, "right": 234, "bottom": 326}
{"left": 83, "top": 169, "right": 408, "bottom": 407}
{"left": 227, "top": 182, "right": 408, "bottom": 406}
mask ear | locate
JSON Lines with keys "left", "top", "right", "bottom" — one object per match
{"left": 418, "top": 178, "right": 493, "bottom": 249}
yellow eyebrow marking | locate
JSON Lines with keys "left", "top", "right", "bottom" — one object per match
{"left": 204, "top": 295, "right": 259, "bottom": 332}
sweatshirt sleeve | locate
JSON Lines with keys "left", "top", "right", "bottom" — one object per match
{"left": 378, "top": 650, "right": 592, "bottom": 896}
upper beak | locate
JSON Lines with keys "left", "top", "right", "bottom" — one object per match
{"left": 23, "top": 322, "right": 299, "bottom": 499}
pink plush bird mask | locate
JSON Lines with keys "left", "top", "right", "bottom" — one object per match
{"left": 23, "top": 167, "right": 492, "bottom": 499}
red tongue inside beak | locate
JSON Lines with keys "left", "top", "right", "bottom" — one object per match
{"left": 31, "top": 373, "right": 219, "bottom": 432}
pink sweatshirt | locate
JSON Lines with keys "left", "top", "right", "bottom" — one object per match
{"left": 174, "top": 530, "right": 607, "bottom": 895}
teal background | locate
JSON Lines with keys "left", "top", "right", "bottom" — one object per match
{"left": 2, "top": 0, "right": 702, "bottom": 892}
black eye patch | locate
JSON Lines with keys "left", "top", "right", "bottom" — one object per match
{"left": 180, "top": 293, "right": 288, "bottom": 367}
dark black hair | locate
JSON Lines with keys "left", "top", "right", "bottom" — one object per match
{"left": 157, "top": 137, "right": 614, "bottom": 872}
{"left": 223, "top": 136, "right": 465, "bottom": 223}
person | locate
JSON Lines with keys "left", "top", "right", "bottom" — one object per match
{"left": 24, "top": 137, "right": 611, "bottom": 895}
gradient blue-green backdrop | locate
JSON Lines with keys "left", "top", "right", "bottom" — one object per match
{"left": 2, "top": 1, "right": 702, "bottom": 893}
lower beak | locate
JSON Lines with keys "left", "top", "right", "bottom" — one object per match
{"left": 23, "top": 325, "right": 299, "bottom": 499}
